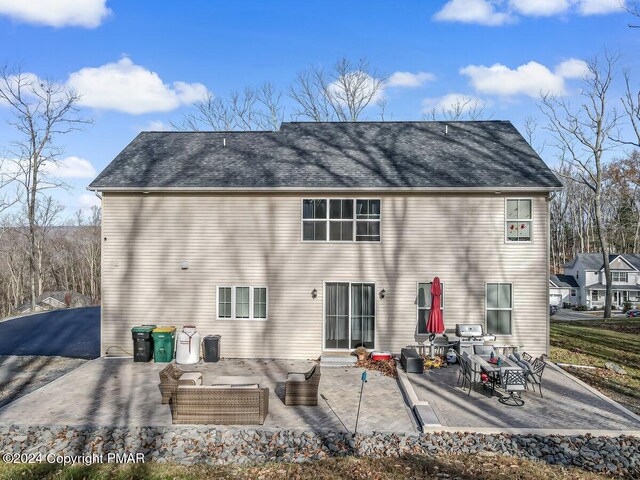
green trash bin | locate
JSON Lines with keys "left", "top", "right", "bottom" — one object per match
{"left": 131, "top": 325, "right": 157, "bottom": 362}
{"left": 152, "top": 327, "right": 176, "bottom": 363}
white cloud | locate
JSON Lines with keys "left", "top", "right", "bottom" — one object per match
{"left": 433, "top": 0, "right": 511, "bottom": 26}
{"left": 327, "top": 71, "right": 385, "bottom": 104}
{"left": 460, "top": 59, "right": 587, "bottom": 97}
{"left": 510, "top": 0, "right": 571, "bottom": 16}
{"left": 78, "top": 193, "right": 101, "bottom": 213}
{"left": 0, "top": 0, "right": 110, "bottom": 28}
{"left": 67, "top": 58, "right": 208, "bottom": 114}
{"left": 578, "top": 0, "right": 624, "bottom": 15}
{"left": 434, "top": 0, "right": 624, "bottom": 25}
{"left": 554, "top": 58, "right": 590, "bottom": 79}
{"left": 143, "top": 120, "right": 174, "bottom": 131}
{"left": 43, "top": 156, "right": 96, "bottom": 179}
{"left": 387, "top": 71, "right": 436, "bottom": 88}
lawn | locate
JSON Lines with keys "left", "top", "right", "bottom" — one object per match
{"left": 550, "top": 318, "right": 640, "bottom": 414}
{"left": 0, "top": 454, "right": 609, "bottom": 480}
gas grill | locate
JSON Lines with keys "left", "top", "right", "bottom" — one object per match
{"left": 444, "top": 324, "right": 496, "bottom": 356}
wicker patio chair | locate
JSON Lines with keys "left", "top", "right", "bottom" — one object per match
{"left": 171, "top": 385, "right": 269, "bottom": 425}
{"left": 284, "top": 364, "right": 321, "bottom": 406}
{"left": 159, "top": 363, "right": 203, "bottom": 404}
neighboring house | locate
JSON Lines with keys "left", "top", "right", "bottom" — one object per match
{"left": 563, "top": 253, "right": 640, "bottom": 308}
{"left": 88, "top": 121, "right": 562, "bottom": 358}
{"left": 549, "top": 274, "right": 578, "bottom": 306}
{"left": 14, "top": 291, "right": 94, "bottom": 314}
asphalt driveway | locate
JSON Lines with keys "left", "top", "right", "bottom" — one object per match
{"left": 0, "top": 307, "right": 100, "bottom": 359}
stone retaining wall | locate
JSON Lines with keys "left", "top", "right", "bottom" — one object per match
{"left": 0, "top": 426, "right": 638, "bottom": 477}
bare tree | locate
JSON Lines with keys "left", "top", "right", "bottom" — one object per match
{"left": 422, "top": 96, "right": 489, "bottom": 121}
{"left": 289, "top": 57, "right": 388, "bottom": 122}
{"left": 625, "top": 0, "right": 640, "bottom": 28}
{"left": 620, "top": 70, "right": 640, "bottom": 147}
{"left": 173, "top": 82, "right": 284, "bottom": 131}
{"left": 540, "top": 52, "right": 621, "bottom": 318}
{"left": 0, "top": 65, "right": 91, "bottom": 310}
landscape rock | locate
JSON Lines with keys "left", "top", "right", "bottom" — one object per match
{"left": 605, "top": 362, "right": 627, "bottom": 375}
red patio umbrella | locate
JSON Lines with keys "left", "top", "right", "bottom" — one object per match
{"left": 426, "top": 277, "right": 444, "bottom": 359}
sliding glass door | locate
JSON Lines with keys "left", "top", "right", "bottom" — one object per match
{"left": 325, "top": 282, "right": 375, "bottom": 350}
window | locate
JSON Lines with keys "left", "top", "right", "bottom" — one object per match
{"left": 506, "top": 199, "right": 532, "bottom": 242}
{"left": 570, "top": 289, "right": 577, "bottom": 297}
{"left": 417, "top": 282, "right": 445, "bottom": 335}
{"left": 302, "top": 199, "right": 327, "bottom": 241}
{"left": 218, "top": 286, "right": 268, "bottom": 320}
{"left": 356, "top": 200, "right": 381, "bottom": 242}
{"left": 329, "top": 199, "right": 354, "bottom": 241}
{"left": 591, "top": 290, "right": 599, "bottom": 302}
{"left": 486, "top": 283, "right": 512, "bottom": 335}
{"left": 612, "top": 272, "right": 628, "bottom": 282}
{"left": 302, "top": 199, "right": 381, "bottom": 242}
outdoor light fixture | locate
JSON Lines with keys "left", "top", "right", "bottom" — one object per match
{"left": 379, "top": 289, "right": 386, "bottom": 299}
{"left": 180, "top": 261, "right": 189, "bottom": 270}
{"left": 311, "top": 288, "right": 318, "bottom": 299}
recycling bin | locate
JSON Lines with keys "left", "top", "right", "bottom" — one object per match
{"left": 131, "top": 325, "right": 157, "bottom": 362}
{"left": 203, "top": 335, "right": 221, "bottom": 362}
{"left": 152, "top": 327, "right": 176, "bottom": 363}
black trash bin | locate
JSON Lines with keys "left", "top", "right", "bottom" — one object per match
{"left": 203, "top": 335, "right": 221, "bottom": 362}
{"left": 131, "top": 325, "right": 157, "bottom": 362}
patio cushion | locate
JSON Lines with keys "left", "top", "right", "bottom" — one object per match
{"left": 287, "top": 373, "right": 306, "bottom": 382}
{"left": 230, "top": 384, "right": 259, "bottom": 389}
{"left": 179, "top": 372, "right": 203, "bottom": 385}
{"left": 209, "top": 384, "right": 232, "bottom": 389}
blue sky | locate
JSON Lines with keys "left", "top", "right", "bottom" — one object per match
{"left": 0, "top": 0, "right": 638, "bottom": 217}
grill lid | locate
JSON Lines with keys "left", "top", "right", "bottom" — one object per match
{"left": 455, "top": 324, "right": 484, "bottom": 337}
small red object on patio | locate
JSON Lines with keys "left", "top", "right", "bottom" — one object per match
{"left": 371, "top": 351, "right": 392, "bottom": 361}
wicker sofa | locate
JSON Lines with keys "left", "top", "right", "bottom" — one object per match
{"left": 158, "top": 363, "right": 203, "bottom": 404}
{"left": 170, "top": 385, "right": 269, "bottom": 425}
{"left": 284, "top": 364, "right": 321, "bottom": 406}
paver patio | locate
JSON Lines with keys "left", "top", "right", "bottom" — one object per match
{"left": 409, "top": 362, "right": 640, "bottom": 430}
{"left": 0, "top": 358, "right": 415, "bottom": 433}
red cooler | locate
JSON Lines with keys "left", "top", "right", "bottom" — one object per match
{"left": 371, "top": 351, "right": 392, "bottom": 361}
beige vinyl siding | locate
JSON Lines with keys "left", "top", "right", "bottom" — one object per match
{"left": 101, "top": 192, "right": 550, "bottom": 359}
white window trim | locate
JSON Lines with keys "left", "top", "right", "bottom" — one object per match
{"left": 416, "top": 281, "right": 445, "bottom": 336}
{"left": 301, "top": 198, "right": 382, "bottom": 243}
{"left": 217, "top": 285, "right": 269, "bottom": 321}
{"left": 504, "top": 198, "right": 533, "bottom": 244}
{"left": 612, "top": 271, "right": 629, "bottom": 283}
{"left": 485, "top": 282, "right": 513, "bottom": 336}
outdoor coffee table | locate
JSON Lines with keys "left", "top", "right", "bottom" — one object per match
{"left": 210, "top": 375, "right": 263, "bottom": 386}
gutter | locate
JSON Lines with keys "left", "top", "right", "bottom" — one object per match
{"left": 87, "top": 186, "right": 564, "bottom": 193}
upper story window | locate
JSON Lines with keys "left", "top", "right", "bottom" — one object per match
{"left": 612, "top": 272, "right": 628, "bottom": 283}
{"left": 302, "top": 199, "right": 381, "bottom": 242}
{"left": 486, "top": 283, "right": 512, "bottom": 335}
{"left": 506, "top": 199, "right": 532, "bottom": 242}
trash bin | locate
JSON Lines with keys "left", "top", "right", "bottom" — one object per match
{"left": 131, "top": 325, "right": 156, "bottom": 362}
{"left": 203, "top": 335, "right": 221, "bottom": 362}
{"left": 152, "top": 327, "right": 176, "bottom": 363}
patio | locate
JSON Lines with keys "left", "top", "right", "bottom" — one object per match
{"left": 0, "top": 358, "right": 416, "bottom": 433}
{"left": 408, "top": 361, "right": 640, "bottom": 431}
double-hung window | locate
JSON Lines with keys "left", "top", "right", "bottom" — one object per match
{"left": 417, "top": 282, "right": 445, "bottom": 335}
{"left": 612, "top": 272, "right": 628, "bottom": 282}
{"left": 506, "top": 199, "right": 532, "bottom": 242}
{"left": 302, "top": 199, "right": 381, "bottom": 242}
{"left": 486, "top": 283, "right": 512, "bottom": 335}
{"left": 218, "top": 286, "right": 268, "bottom": 320}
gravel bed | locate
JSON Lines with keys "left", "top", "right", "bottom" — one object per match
{"left": 0, "top": 426, "right": 637, "bottom": 477}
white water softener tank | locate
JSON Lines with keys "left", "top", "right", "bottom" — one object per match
{"left": 176, "top": 325, "right": 201, "bottom": 364}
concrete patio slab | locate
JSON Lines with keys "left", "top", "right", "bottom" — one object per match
{"left": 408, "top": 362, "right": 640, "bottom": 431}
{"left": 0, "top": 358, "right": 416, "bottom": 434}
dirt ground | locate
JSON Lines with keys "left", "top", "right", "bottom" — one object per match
{"left": 0, "top": 355, "right": 87, "bottom": 409}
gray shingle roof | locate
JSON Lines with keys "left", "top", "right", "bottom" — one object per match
{"left": 586, "top": 283, "right": 640, "bottom": 291}
{"left": 551, "top": 274, "right": 579, "bottom": 288}
{"left": 575, "top": 253, "right": 640, "bottom": 271}
{"left": 89, "top": 121, "right": 563, "bottom": 190}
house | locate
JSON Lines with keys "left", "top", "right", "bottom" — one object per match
{"left": 88, "top": 121, "right": 562, "bottom": 358}
{"left": 14, "top": 291, "right": 94, "bottom": 314}
{"left": 563, "top": 253, "right": 640, "bottom": 308}
{"left": 549, "top": 274, "right": 578, "bottom": 307}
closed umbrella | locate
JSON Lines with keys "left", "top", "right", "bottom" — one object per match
{"left": 426, "top": 277, "right": 444, "bottom": 359}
